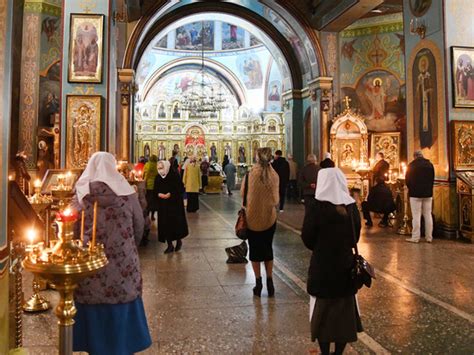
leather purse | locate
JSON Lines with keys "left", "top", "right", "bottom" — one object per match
{"left": 235, "top": 173, "right": 249, "bottom": 240}
{"left": 348, "top": 205, "right": 376, "bottom": 289}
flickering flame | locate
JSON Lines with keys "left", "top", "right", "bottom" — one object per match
{"left": 63, "top": 208, "right": 72, "bottom": 217}
{"left": 34, "top": 179, "right": 41, "bottom": 188}
{"left": 8, "top": 175, "right": 13, "bottom": 181}
{"left": 27, "top": 228, "right": 36, "bottom": 245}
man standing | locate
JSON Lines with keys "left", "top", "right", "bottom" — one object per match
{"left": 200, "top": 157, "right": 210, "bottom": 193}
{"left": 271, "top": 150, "right": 290, "bottom": 212}
{"left": 372, "top": 152, "right": 390, "bottom": 184}
{"left": 405, "top": 150, "right": 435, "bottom": 243}
{"left": 298, "top": 154, "right": 320, "bottom": 210}
{"left": 287, "top": 154, "right": 298, "bottom": 199}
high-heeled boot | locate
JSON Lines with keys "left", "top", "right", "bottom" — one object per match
{"left": 267, "top": 277, "right": 275, "bottom": 297}
{"left": 175, "top": 239, "right": 182, "bottom": 252}
{"left": 253, "top": 277, "right": 262, "bottom": 297}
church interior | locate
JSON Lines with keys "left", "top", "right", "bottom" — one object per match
{"left": 1, "top": 0, "right": 474, "bottom": 354}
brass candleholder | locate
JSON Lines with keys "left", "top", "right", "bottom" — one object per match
{"left": 355, "top": 166, "right": 371, "bottom": 202}
{"left": 51, "top": 176, "right": 74, "bottom": 210}
{"left": 10, "top": 238, "right": 27, "bottom": 349}
{"left": 396, "top": 178, "right": 412, "bottom": 235}
{"left": 23, "top": 208, "right": 108, "bottom": 355}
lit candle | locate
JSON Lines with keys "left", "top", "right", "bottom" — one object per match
{"left": 66, "top": 171, "right": 72, "bottom": 188}
{"left": 91, "top": 201, "right": 98, "bottom": 247}
{"left": 8, "top": 175, "right": 13, "bottom": 181}
{"left": 351, "top": 160, "right": 357, "bottom": 170}
{"left": 34, "top": 179, "right": 41, "bottom": 189}
{"left": 56, "top": 208, "right": 77, "bottom": 222}
{"left": 80, "top": 210, "right": 85, "bottom": 246}
{"left": 27, "top": 228, "right": 36, "bottom": 245}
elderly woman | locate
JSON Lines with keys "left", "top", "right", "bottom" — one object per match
{"left": 72, "top": 152, "right": 151, "bottom": 355}
{"left": 143, "top": 154, "right": 158, "bottom": 220}
{"left": 183, "top": 157, "right": 201, "bottom": 212}
{"left": 301, "top": 168, "right": 362, "bottom": 355}
{"left": 241, "top": 148, "right": 279, "bottom": 297}
{"left": 223, "top": 158, "right": 237, "bottom": 195}
{"left": 154, "top": 160, "right": 189, "bottom": 253}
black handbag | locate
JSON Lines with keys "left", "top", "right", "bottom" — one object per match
{"left": 348, "top": 205, "right": 376, "bottom": 289}
{"left": 225, "top": 241, "right": 248, "bottom": 264}
{"left": 235, "top": 173, "right": 249, "bottom": 240}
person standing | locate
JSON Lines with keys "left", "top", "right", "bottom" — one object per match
{"left": 154, "top": 160, "right": 189, "bottom": 253}
{"left": 72, "top": 152, "right": 151, "bottom": 354}
{"left": 169, "top": 150, "right": 179, "bottom": 174}
{"left": 372, "top": 152, "right": 390, "bottom": 184}
{"left": 134, "top": 156, "right": 146, "bottom": 177}
{"left": 242, "top": 148, "right": 279, "bottom": 297}
{"left": 302, "top": 168, "right": 363, "bottom": 355}
{"left": 287, "top": 154, "right": 298, "bottom": 199}
{"left": 143, "top": 155, "right": 158, "bottom": 221}
{"left": 183, "top": 157, "right": 201, "bottom": 212}
{"left": 223, "top": 158, "right": 237, "bottom": 195}
{"left": 299, "top": 154, "right": 321, "bottom": 209}
{"left": 320, "top": 152, "right": 335, "bottom": 169}
{"left": 200, "top": 156, "right": 210, "bottom": 193}
{"left": 271, "top": 150, "right": 290, "bottom": 212}
{"left": 222, "top": 154, "right": 230, "bottom": 171}
{"left": 405, "top": 150, "right": 435, "bottom": 243}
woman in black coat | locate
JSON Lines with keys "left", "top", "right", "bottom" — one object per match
{"left": 154, "top": 160, "right": 189, "bottom": 254}
{"left": 302, "top": 168, "right": 362, "bottom": 355}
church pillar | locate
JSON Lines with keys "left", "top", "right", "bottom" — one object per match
{"left": 118, "top": 68, "right": 134, "bottom": 161}
{"left": 309, "top": 77, "right": 333, "bottom": 160}
{"left": 282, "top": 90, "right": 305, "bottom": 165}
{"left": 0, "top": 1, "right": 14, "bottom": 352}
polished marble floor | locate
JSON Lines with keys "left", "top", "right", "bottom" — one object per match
{"left": 21, "top": 194, "right": 474, "bottom": 354}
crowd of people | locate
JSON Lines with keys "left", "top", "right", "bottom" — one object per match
{"left": 68, "top": 147, "right": 434, "bottom": 354}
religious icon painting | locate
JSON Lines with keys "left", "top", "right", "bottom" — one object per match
{"left": 370, "top": 132, "right": 401, "bottom": 170}
{"left": 66, "top": 95, "right": 102, "bottom": 169}
{"left": 452, "top": 120, "right": 474, "bottom": 171}
{"left": 451, "top": 47, "right": 474, "bottom": 108}
{"left": 68, "top": 14, "right": 104, "bottom": 83}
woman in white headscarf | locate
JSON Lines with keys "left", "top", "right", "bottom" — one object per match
{"left": 72, "top": 152, "right": 151, "bottom": 355}
{"left": 301, "top": 168, "right": 362, "bottom": 355}
{"left": 154, "top": 160, "right": 189, "bottom": 253}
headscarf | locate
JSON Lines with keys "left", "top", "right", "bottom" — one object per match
{"left": 315, "top": 168, "right": 355, "bottom": 206}
{"left": 158, "top": 160, "right": 171, "bottom": 178}
{"left": 256, "top": 147, "right": 273, "bottom": 185}
{"left": 75, "top": 152, "right": 135, "bottom": 204}
{"left": 323, "top": 152, "right": 332, "bottom": 160}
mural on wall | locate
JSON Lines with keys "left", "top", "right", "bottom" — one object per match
{"left": 413, "top": 48, "right": 437, "bottom": 155}
{"left": 175, "top": 21, "right": 214, "bottom": 50}
{"left": 250, "top": 34, "right": 262, "bottom": 46}
{"left": 342, "top": 70, "right": 405, "bottom": 132}
{"left": 222, "top": 23, "right": 244, "bottom": 50}
{"left": 156, "top": 35, "right": 168, "bottom": 49}
{"left": 236, "top": 55, "right": 263, "bottom": 89}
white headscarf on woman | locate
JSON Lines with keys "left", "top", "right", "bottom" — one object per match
{"left": 315, "top": 167, "right": 355, "bottom": 205}
{"left": 75, "top": 151, "right": 136, "bottom": 204}
{"left": 158, "top": 160, "right": 171, "bottom": 178}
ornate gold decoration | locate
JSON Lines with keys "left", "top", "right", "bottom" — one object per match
{"left": 453, "top": 120, "right": 474, "bottom": 170}
{"left": 66, "top": 95, "right": 102, "bottom": 169}
{"left": 79, "top": 0, "right": 97, "bottom": 14}
{"left": 370, "top": 132, "right": 401, "bottom": 169}
{"left": 72, "top": 85, "right": 98, "bottom": 95}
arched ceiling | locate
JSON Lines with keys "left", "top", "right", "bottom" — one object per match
{"left": 123, "top": 1, "right": 327, "bottom": 90}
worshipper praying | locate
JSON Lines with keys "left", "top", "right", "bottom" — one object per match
{"left": 362, "top": 177, "right": 396, "bottom": 228}
{"left": 372, "top": 152, "right": 389, "bottom": 184}
{"left": 154, "top": 160, "right": 189, "bottom": 253}
{"left": 200, "top": 156, "right": 210, "bottom": 193}
{"left": 301, "top": 167, "right": 363, "bottom": 355}
{"left": 223, "top": 158, "right": 237, "bottom": 195}
{"left": 183, "top": 157, "right": 201, "bottom": 212}
{"left": 242, "top": 147, "right": 279, "bottom": 297}
{"left": 320, "top": 152, "right": 335, "bottom": 169}
{"left": 143, "top": 154, "right": 159, "bottom": 221}
{"left": 271, "top": 149, "right": 290, "bottom": 212}
{"left": 299, "top": 153, "right": 321, "bottom": 208}
{"left": 71, "top": 152, "right": 151, "bottom": 355}
{"left": 287, "top": 154, "right": 298, "bottom": 199}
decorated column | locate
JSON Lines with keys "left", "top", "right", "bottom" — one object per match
{"left": 118, "top": 68, "right": 134, "bottom": 161}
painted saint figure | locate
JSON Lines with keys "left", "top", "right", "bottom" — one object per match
{"left": 158, "top": 142, "right": 166, "bottom": 161}
{"left": 144, "top": 143, "right": 151, "bottom": 160}
{"left": 224, "top": 143, "right": 232, "bottom": 158}
{"left": 341, "top": 144, "right": 355, "bottom": 167}
{"left": 73, "top": 104, "right": 93, "bottom": 166}
{"left": 210, "top": 143, "right": 217, "bottom": 162}
{"left": 416, "top": 55, "right": 434, "bottom": 149}
{"left": 238, "top": 144, "right": 246, "bottom": 163}
{"left": 366, "top": 78, "right": 386, "bottom": 120}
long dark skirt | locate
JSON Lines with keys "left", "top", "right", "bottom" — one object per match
{"left": 247, "top": 223, "right": 276, "bottom": 262}
{"left": 310, "top": 295, "right": 363, "bottom": 343}
{"left": 145, "top": 189, "right": 158, "bottom": 212}
{"left": 187, "top": 192, "right": 199, "bottom": 212}
{"left": 157, "top": 201, "right": 188, "bottom": 243}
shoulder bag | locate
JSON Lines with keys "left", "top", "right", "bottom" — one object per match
{"left": 235, "top": 172, "right": 249, "bottom": 240}
{"left": 348, "top": 204, "right": 376, "bottom": 290}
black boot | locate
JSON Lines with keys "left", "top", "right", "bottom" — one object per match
{"left": 267, "top": 277, "right": 275, "bottom": 297}
{"left": 175, "top": 239, "right": 182, "bottom": 252}
{"left": 164, "top": 242, "right": 174, "bottom": 254}
{"left": 253, "top": 277, "right": 262, "bottom": 297}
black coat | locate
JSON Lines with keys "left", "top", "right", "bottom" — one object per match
{"left": 372, "top": 159, "right": 390, "bottom": 183}
{"left": 272, "top": 157, "right": 290, "bottom": 188}
{"left": 320, "top": 158, "right": 335, "bottom": 169}
{"left": 302, "top": 200, "right": 360, "bottom": 298}
{"left": 153, "top": 171, "right": 189, "bottom": 242}
{"left": 406, "top": 157, "right": 434, "bottom": 198}
{"left": 299, "top": 163, "right": 321, "bottom": 197}
{"left": 367, "top": 182, "right": 396, "bottom": 213}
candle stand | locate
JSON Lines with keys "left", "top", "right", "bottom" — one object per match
{"left": 23, "top": 209, "right": 108, "bottom": 355}
{"left": 51, "top": 176, "right": 74, "bottom": 210}
{"left": 10, "top": 238, "right": 27, "bottom": 348}
{"left": 396, "top": 177, "right": 412, "bottom": 235}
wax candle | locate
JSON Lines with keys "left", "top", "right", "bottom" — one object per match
{"left": 27, "top": 228, "right": 36, "bottom": 245}
{"left": 80, "top": 210, "right": 85, "bottom": 246}
{"left": 34, "top": 179, "right": 41, "bottom": 189}
{"left": 56, "top": 208, "right": 77, "bottom": 222}
{"left": 91, "top": 201, "right": 98, "bottom": 247}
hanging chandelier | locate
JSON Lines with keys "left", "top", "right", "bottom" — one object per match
{"left": 180, "top": 21, "right": 228, "bottom": 119}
